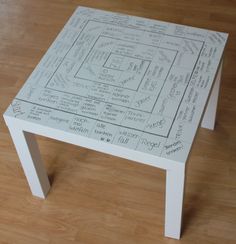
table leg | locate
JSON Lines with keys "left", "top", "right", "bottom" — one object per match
{"left": 8, "top": 127, "right": 50, "bottom": 198}
{"left": 165, "top": 166, "right": 185, "bottom": 239}
{"left": 201, "top": 61, "right": 222, "bottom": 130}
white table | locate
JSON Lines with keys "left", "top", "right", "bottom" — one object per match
{"left": 3, "top": 7, "right": 228, "bottom": 239}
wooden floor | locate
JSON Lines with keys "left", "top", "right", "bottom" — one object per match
{"left": 0, "top": 0, "right": 236, "bottom": 243}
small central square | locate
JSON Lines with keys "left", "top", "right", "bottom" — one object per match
{"left": 75, "top": 36, "right": 150, "bottom": 90}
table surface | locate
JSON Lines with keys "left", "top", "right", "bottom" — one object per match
{"left": 4, "top": 6, "right": 228, "bottom": 163}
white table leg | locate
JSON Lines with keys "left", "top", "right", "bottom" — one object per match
{"left": 8, "top": 127, "right": 50, "bottom": 198}
{"left": 201, "top": 61, "right": 222, "bottom": 130}
{"left": 165, "top": 166, "right": 185, "bottom": 239}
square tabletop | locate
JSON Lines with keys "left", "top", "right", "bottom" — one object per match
{"left": 4, "top": 6, "right": 228, "bottom": 165}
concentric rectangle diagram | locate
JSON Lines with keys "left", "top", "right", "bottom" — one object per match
{"left": 43, "top": 20, "right": 201, "bottom": 138}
